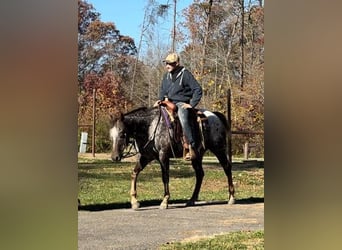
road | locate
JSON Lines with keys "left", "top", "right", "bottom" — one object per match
{"left": 78, "top": 201, "right": 264, "bottom": 250}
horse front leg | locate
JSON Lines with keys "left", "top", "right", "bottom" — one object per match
{"left": 130, "top": 156, "right": 149, "bottom": 210}
{"left": 159, "top": 157, "right": 170, "bottom": 209}
{"left": 130, "top": 167, "right": 141, "bottom": 210}
{"left": 187, "top": 158, "right": 204, "bottom": 206}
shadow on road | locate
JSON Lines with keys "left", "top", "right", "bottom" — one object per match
{"left": 78, "top": 196, "right": 264, "bottom": 212}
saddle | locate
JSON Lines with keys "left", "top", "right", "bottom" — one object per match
{"left": 159, "top": 99, "right": 182, "bottom": 142}
{"left": 159, "top": 100, "right": 208, "bottom": 158}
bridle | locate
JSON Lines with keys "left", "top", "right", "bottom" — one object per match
{"left": 120, "top": 137, "right": 138, "bottom": 159}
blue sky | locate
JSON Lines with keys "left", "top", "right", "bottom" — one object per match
{"left": 87, "top": 0, "right": 193, "bottom": 45}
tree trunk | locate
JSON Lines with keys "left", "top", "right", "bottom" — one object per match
{"left": 240, "top": 0, "right": 245, "bottom": 90}
{"left": 172, "top": 0, "right": 177, "bottom": 52}
{"left": 200, "top": 0, "right": 213, "bottom": 75}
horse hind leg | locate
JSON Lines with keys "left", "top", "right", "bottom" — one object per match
{"left": 160, "top": 195, "right": 170, "bottom": 209}
{"left": 214, "top": 150, "right": 235, "bottom": 205}
{"left": 186, "top": 158, "right": 204, "bottom": 207}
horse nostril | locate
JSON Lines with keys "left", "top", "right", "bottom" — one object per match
{"left": 111, "top": 155, "right": 121, "bottom": 162}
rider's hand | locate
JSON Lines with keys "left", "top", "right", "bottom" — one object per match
{"left": 181, "top": 103, "right": 192, "bottom": 109}
{"left": 153, "top": 100, "right": 161, "bottom": 107}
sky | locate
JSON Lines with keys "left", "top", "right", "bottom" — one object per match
{"left": 87, "top": 0, "right": 193, "bottom": 46}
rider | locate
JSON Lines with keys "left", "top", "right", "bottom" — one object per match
{"left": 154, "top": 53, "right": 203, "bottom": 160}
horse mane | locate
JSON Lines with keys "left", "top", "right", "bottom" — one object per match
{"left": 124, "top": 106, "right": 158, "bottom": 118}
{"left": 110, "top": 107, "right": 156, "bottom": 125}
{"left": 212, "top": 111, "right": 230, "bottom": 131}
{"left": 125, "top": 107, "right": 149, "bottom": 116}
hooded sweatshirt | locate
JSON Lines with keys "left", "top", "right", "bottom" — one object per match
{"left": 159, "top": 66, "right": 202, "bottom": 107}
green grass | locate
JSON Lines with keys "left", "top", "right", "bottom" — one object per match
{"left": 159, "top": 230, "right": 264, "bottom": 250}
{"left": 78, "top": 157, "right": 264, "bottom": 206}
{"left": 78, "top": 157, "right": 264, "bottom": 249}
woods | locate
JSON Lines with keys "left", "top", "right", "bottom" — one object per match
{"left": 78, "top": 0, "right": 264, "bottom": 156}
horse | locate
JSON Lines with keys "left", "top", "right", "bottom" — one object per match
{"left": 109, "top": 106, "right": 235, "bottom": 209}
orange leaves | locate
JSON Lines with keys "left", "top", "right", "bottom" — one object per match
{"left": 80, "top": 71, "right": 129, "bottom": 124}
{"left": 78, "top": 0, "right": 137, "bottom": 121}
{"left": 86, "top": 20, "right": 117, "bottom": 42}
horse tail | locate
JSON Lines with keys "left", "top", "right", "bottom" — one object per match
{"left": 213, "top": 112, "right": 230, "bottom": 131}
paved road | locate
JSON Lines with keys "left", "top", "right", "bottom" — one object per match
{"left": 78, "top": 201, "right": 264, "bottom": 250}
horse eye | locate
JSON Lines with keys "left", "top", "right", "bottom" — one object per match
{"left": 119, "top": 133, "right": 126, "bottom": 139}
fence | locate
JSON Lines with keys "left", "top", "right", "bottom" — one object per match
{"left": 78, "top": 89, "right": 264, "bottom": 159}
{"left": 232, "top": 130, "right": 264, "bottom": 159}
{"left": 227, "top": 89, "right": 264, "bottom": 160}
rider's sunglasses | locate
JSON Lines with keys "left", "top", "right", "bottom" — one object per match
{"left": 165, "top": 62, "right": 177, "bottom": 66}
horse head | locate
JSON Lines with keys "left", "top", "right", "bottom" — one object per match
{"left": 109, "top": 113, "right": 127, "bottom": 162}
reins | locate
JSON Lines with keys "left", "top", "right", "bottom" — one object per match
{"left": 121, "top": 138, "right": 138, "bottom": 159}
{"left": 160, "top": 106, "right": 176, "bottom": 158}
{"left": 142, "top": 106, "right": 176, "bottom": 158}
{"left": 142, "top": 107, "right": 162, "bottom": 149}
{"left": 119, "top": 106, "right": 177, "bottom": 159}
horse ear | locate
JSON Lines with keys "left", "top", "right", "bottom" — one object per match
{"left": 109, "top": 113, "right": 117, "bottom": 126}
{"left": 109, "top": 112, "right": 124, "bottom": 125}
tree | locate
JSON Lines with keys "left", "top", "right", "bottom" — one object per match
{"left": 178, "top": 0, "right": 263, "bottom": 155}
{"left": 78, "top": 0, "right": 136, "bottom": 131}
{"left": 78, "top": 0, "right": 137, "bottom": 92}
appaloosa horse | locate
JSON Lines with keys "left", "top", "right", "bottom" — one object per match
{"left": 110, "top": 106, "right": 235, "bottom": 209}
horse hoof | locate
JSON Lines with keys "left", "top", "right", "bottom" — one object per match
{"left": 131, "top": 202, "right": 140, "bottom": 210}
{"left": 159, "top": 203, "right": 168, "bottom": 209}
{"left": 228, "top": 198, "right": 235, "bottom": 205}
{"left": 186, "top": 200, "right": 195, "bottom": 207}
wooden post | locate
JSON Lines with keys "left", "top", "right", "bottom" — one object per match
{"left": 244, "top": 141, "right": 249, "bottom": 160}
{"left": 227, "top": 89, "right": 232, "bottom": 163}
{"left": 92, "top": 88, "right": 96, "bottom": 158}
{"left": 240, "top": 0, "right": 245, "bottom": 89}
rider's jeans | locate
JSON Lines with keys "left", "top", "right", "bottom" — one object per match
{"left": 176, "top": 102, "right": 195, "bottom": 147}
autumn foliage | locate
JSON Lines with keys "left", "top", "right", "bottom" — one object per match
{"left": 78, "top": 0, "right": 135, "bottom": 124}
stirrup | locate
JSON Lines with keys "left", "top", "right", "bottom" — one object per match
{"left": 184, "top": 145, "right": 196, "bottom": 161}
{"left": 184, "top": 152, "right": 191, "bottom": 161}
{"left": 183, "top": 148, "right": 190, "bottom": 160}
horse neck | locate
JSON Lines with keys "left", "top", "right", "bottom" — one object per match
{"left": 123, "top": 108, "right": 158, "bottom": 139}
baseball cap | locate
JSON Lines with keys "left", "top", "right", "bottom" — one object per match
{"left": 163, "top": 53, "right": 180, "bottom": 63}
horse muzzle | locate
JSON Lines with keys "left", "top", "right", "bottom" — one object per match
{"left": 111, "top": 156, "right": 121, "bottom": 162}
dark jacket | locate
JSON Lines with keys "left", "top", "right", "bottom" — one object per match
{"left": 159, "top": 66, "right": 202, "bottom": 107}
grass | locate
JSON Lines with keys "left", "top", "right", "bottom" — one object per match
{"left": 78, "top": 156, "right": 264, "bottom": 249}
{"left": 78, "top": 157, "right": 264, "bottom": 206}
{"left": 159, "top": 230, "right": 264, "bottom": 250}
